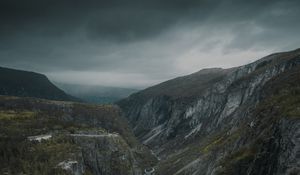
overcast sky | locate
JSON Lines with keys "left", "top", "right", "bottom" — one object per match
{"left": 1, "top": 0, "right": 300, "bottom": 88}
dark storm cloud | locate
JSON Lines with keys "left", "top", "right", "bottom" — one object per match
{"left": 0, "top": 0, "right": 300, "bottom": 87}
{"left": 0, "top": 0, "right": 212, "bottom": 41}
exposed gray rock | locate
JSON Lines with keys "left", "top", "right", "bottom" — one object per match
{"left": 70, "top": 133, "right": 143, "bottom": 175}
{"left": 117, "top": 48, "right": 300, "bottom": 174}
{"left": 57, "top": 160, "right": 84, "bottom": 175}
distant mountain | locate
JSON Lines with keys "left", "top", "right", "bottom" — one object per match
{"left": 0, "top": 67, "right": 78, "bottom": 101}
{"left": 55, "top": 83, "right": 138, "bottom": 104}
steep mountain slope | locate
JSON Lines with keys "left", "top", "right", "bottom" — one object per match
{"left": 117, "top": 48, "right": 300, "bottom": 174}
{"left": 117, "top": 68, "right": 235, "bottom": 138}
{"left": 0, "top": 96, "right": 157, "bottom": 175}
{"left": 0, "top": 67, "right": 78, "bottom": 101}
{"left": 55, "top": 83, "right": 138, "bottom": 104}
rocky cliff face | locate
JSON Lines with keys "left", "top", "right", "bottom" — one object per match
{"left": 117, "top": 48, "right": 300, "bottom": 174}
{"left": 0, "top": 97, "right": 156, "bottom": 175}
{"left": 69, "top": 132, "right": 139, "bottom": 175}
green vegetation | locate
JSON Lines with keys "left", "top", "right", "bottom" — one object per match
{"left": 0, "top": 133, "right": 81, "bottom": 174}
{"left": 201, "top": 136, "right": 224, "bottom": 154}
{"left": 0, "top": 110, "right": 36, "bottom": 120}
{"left": 218, "top": 147, "right": 257, "bottom": 175}
{"left": 0, "top": 96, "right": 156, "bottom": 174}
{"left": 200, "top": 127, "right": 244, "bottom": 154}
{"left": 272, "top": 88, "right": 300, "bottom": 119}
{"left": 0, "top": 107, "right": 83, "bottom": 174}
{"left": 256, "top": 86, "right": 300, "bottom": 120}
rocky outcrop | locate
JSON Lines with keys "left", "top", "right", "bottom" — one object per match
{"left": 117, "top": 48, "right": 300, "bottom": 174}
{"left": 57, "top": 160, "right": 84, "bottom": 175}
{"left": 0, "top": 97, "right": 157, "bottom": 175}
{"left": 70, "top": 132, "right": 142, "bottom": 175}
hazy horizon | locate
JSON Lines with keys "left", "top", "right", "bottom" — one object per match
{"left": 1, "top": 0, "right": 300, "bottom": 88}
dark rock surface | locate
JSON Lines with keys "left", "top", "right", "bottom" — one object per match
{"left": 117, "top": 48, "right": 300, "bottom": 175}
{"left": 0, "top": 67, "right": 78, "bottom": 101}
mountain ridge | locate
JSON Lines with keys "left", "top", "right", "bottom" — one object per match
{"left": 0, "top": 67, "right": 79, "bottom": 102}
{"left": 117, "top": 48, "right": 300, "bottom": 175}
